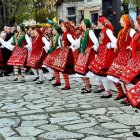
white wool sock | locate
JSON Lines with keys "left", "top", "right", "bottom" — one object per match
{"left": 31, "top": 68, "right": 38, "bottom": 77}
{"left": 38, "top": 69, "right": 43, "bottom": 81}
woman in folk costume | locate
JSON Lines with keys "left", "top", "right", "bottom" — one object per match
{"left": 71, "top": 26, "right": 83, "bottom": 64}
{"left": 27, "top": 28, "right": 47, "bottom": 84}
{"left": 0, "top": 31, "right": 16, "bottom": 75}
{"left": 42, "top": 27, "right": 56, "bottom": 81}
{"left": 75, "top": 19, "right": 99, "bottom": 94}
{"left": 107, "top": 14, "right": 136, "bottom": 100}
{"left": 88, "top": 17, "right": 117, "bottom": 98}
{"left": 119, "top": 16, "right": 140, "bottom": 106}
{"left": 0, "top": 46, "right": 3, "bottom": 76}
{"left": 0, "top": 32, "right": 6, "bottom": 76}
{"left": 43, "top": 25, "right": 62, "bottom": 83}
{"left": 120, "top": 16, "right": 140, "bottom": 84}
{"left": 7, "top": 24, "right": 32, "bottom": 82}
{"left": 52, "top": 22, "right": 75, "bottom": 90}
{"left": 123, "top": 15, "right": 140, "bottom": 134}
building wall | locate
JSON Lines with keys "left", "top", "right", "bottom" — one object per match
{"left": 84, "top": 5, "right": 101, "bottom": 22}
{"left": 56, "top": 1, "right": 82, "bottom": 25}
{"left": 84, "top": 0, "right": 102, "bottom": 23}
{"left": 56, "top": 0, "right": 102, "bottom": 25}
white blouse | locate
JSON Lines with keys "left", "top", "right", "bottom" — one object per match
{"left": 89, "top": 30, "right": 99, "bottom": 51}
{"left": 67, "top": 34, "right": 75, "bottom": 47}
{"left": 42, "top": 35, "right": 62, "bottom": 53}
{"left": 7, "top": 33, "right": 32, "bottom": 51}
{"left": 0, "top": 37, "right": 15, "bottom": 51}
{"left": 42, "top": 36, "right": 51, "bottom": 52}
{"left": 106, "top": 29, "right": 117, "bottom": 49}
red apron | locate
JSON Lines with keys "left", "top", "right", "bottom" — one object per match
{"left": 89, "top": 27, "right": 116, "bottom": 76}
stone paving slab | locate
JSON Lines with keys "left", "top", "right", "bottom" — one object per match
{"left": 0, "top": 75, "right": 139, "bottom": 139}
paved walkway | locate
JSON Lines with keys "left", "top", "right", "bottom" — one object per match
{"left": 0, "top": 74, "right": 139, "bottom": 140}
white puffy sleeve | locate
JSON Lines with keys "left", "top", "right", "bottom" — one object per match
{"left": 7, "top": 37, "right": 14, "bottom": 44}
{"left": 58, "top": 36, "right": 62, "bottom": 48}
{"left": 67, "top": 34, "right": 75, "bottom": 46}
{"left": 75, "top": 36, "right": 81, "bottom": 49}
{"left": 130, "top": 28, "right": 136, "bottom": 38}
{"left": 25, "top": 34, "right": 32, "bottom": 51}
{"left": 126, "top": 28, "right": 136, "bottom": 51}
{"left": 89, "top": 30, "right": 99, "bottom": 51}
{"left": 42, "top": 36, "right": 51, "bottom": 53}
{"left": 106, "top": 29, "right": 117, "bottom": 49}
{"left": 0, "top": 37, "right": 15, "bottom": 51}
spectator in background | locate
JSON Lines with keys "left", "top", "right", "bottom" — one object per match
{"left": 2, "top": 25, "right": 13, "bottom": 76}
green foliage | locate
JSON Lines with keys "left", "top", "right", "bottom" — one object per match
{"left": 7, "top": 0, "right": 34, "bottom": 24}
{"left": 6, "top": 0, "right": 56, "bottom": 25}
{"left": 125, "top": 0, "right": 140, "bottom": 7}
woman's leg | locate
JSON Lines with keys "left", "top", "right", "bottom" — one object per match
{"left": 31, "top": 68, "right": 39, "bottom": 81}
{"left": 81, "top": 77, "right": 91, "bottom": 93}
{"left": 114, "top": 82, "right": 126, "bottom": 100}
{"left": 52, "top": 70, "right": 61, "bottom": 86}
{"left": 62, "top": 73, "right": 71, "bottom": 90}
{"left": 13, "top": 66, "right": 19, "bottom": 81}
{"left": 20, "top": 66, "right": 25, "bottom": 82}
{"left": 37, "top": 68, "right": 43, "bottom": 84}
{"left": 100, "top": 78, "right": 112, "bottom": 98}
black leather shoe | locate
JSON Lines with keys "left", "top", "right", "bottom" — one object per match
{"left": 13, "top": 78, "right": 18, "bottom": 82}
{"left": 33, "top": 77, "right": 39, "bottom": 81}
{"left": 120, "top": 100, "right": 128, "bottom": 104}
{"left": 49, "top": 77, "right": 55, "bottom": 81}
{"left": 36, "top": 81, "right": 43, "bottom": 84}
{"left": 81, "top": 85, "right": 92, "bottom": 91}
{"left": 100, "top": 94, "right": 112, "bottom": 99}
{"left": 133, "top": 132, "right": 140, "bottom": 137}
{"left": 123, "top": 102, "right": 130, "bottom": 106}
{"left": 4, "top": 72, "right": 10, "bottom": 76}
{"left": 61, "top": 86, "right": 71, "bottom": 90}
{"left": 81, "top": 89, "right": 91, "bottom": 94}
{"left": 94, "top": 88, "right": 105, "bottom": 93}
{"left": 52, "top": 83, "right": 61, "bottom": 87}
{"left": 20, "top": 79, "right": 25, "bottom": 83}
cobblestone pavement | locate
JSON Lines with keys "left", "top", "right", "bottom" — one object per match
{"left": 0, "top": 74, "right": 140, "bottom": 140}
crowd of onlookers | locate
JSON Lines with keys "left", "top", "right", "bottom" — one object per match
{"left": 0, "top": 25, "right": 15, "bottom": 76}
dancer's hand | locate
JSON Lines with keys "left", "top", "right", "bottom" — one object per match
{"left": 114, "top": 47, "right": 118, "bottom": 53}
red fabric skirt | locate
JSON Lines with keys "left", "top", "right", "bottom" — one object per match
{"left": 126, "top": 81, "right": 140, "bottom": 109}
{"left": 8, "top": 46, "right": 28, "bottom": 67}
{"left": 73, "top": 49, "right": 80, "bottom": 65}
{"left": 52, "top": 47, "right": 75, "bottom": 74}
{"left": 43, "top": 48, "right": 60, "bottom": 68}
{"left": 27, "top": 49, "right": 47, "bottom": 69}
{"left": 88, "top": 45, "right": 116, "bottom": 76}
{"left": 75, "top": 48, "right": 95, "bottom": 75}
{"left": 120, "top": 53, "right": 140, "bottom": 84}
{"left": 0, "top": 49, "right": 3, "bottom": 67}
{"left": 38, "top": 50, "right": 47, "bottom": 69}
{"left": 107, "top": 49, "right": 131, "bottom": 79}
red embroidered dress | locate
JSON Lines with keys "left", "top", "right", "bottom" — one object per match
{"left": 107, "top": 28, "right": 132, "bottom": 79}
{"left": 75, "top": 30, "right": 96, "bottom": 75}
{"left": 52, "top": 31, "right": 75, "bottom": 74}
{"left": 126, "top": 81, "right": 140, "bottom": 109}
{"left": 120, "top": 32, "right": 140, "bottom": 84}
{"left": 43, "top": 34, "right": 61, "bottom": 68}
{"left": 88, "top": 27, "right": 116, "bottom": 76}
{"left": 8, "top": 33, "right": 28, "bottom": 66}
{"left": 27, "top": 34, "right": 46, "bottom": 69}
